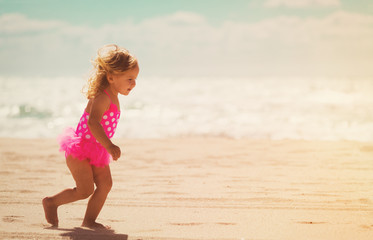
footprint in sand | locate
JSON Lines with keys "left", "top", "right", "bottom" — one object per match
{"left": 297, "top": 221, "right": 326, "bottom": 224}
{"left": 2, "top": 215, "right": 24, "bottom": 223}
{"left": 170, "top": 222, "right": 237, "bottom": 226}
{"left": 170, "top": 222, "right": 204, "bottom": 226}
{"left": 215, "top": 222, "right": 237, "bottom": 226}
{"left": 361, "top": 224, "right": 373, "bottom": 229}
{"left": 360, "top": 146, "right": 373, "bottom": 152}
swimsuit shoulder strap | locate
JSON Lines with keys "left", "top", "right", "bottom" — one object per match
{"left": 103, "top": 89, "right": 119, "bottom": 111}
{"left": 103, "top": 90, "right": 112, "bottom": 103}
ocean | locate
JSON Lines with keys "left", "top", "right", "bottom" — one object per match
{"left": 1, "top": 76, "right": 372, "bottom": 141}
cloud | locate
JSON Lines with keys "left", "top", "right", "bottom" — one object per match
{"left": 0, "top": 13, "right": 66, "bottom": 34}
{"left": 264, "top": 0, "right": 340, "bottom": 8}
{"left": 0, "top": 10, "right": 373, "bottom": 78}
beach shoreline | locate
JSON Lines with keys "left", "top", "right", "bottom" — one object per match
{"left": 1, "top": 137, "right": 372, "bottom": 240}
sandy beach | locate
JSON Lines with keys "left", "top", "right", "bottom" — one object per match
{"left": 0, "top": 137, "right": 372, "bottom": 240}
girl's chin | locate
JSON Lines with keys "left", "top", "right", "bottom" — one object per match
{"left": 120, "top": 88, "right": 133, "bottom": 96}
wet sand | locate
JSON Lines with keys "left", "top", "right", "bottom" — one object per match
{"left": 0, "top": 138, "right": 372, "bottom": 240}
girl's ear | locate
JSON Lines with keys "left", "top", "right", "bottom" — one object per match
{"left": 107, "top": 73, "right": 113, "bottom": 83}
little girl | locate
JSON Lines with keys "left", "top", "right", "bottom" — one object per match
{"left": 43, "top": 44, "right": 139, "bottom": 229}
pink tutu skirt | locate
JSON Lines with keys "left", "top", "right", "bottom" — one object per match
{"left": 58, "top": 128, "right": 111, "bottom": 167}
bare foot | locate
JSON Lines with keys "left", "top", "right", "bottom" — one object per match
{"left": 82, "top": 221, "right": 111, "bottom": 230}
{"left": 42, "top": 197, "right": 58, "bottom": 227}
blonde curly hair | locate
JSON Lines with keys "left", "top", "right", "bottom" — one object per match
{"left": 85, "top": 44, "right": 138, "bottom": 99}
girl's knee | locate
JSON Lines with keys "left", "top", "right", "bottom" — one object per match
{"left": 107, "top": 180, "right": 113, "bottom": 192}
{"left": 104, "top": 180, "right": 113, "bottom": 193}
{"left": 75, "top": 185, "right": 94, "bottom": 199}
{"left": 97, "top": 180, "right": 112, "bottom": 193}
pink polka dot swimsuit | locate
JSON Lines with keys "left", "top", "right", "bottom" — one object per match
{"left": 58, "top": 90, "right": 120, "bottom": 167}
{"left": 76, "top": 101, "right": 120, "bottom": 141}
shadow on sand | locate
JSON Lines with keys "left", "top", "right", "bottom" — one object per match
{"left": 56, "top": 227, "right": 128, "bottom": 240}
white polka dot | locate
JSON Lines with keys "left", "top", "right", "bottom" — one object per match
{"left": 105, "top": 121, "right": 109, "bottom": 125}
{"left": 107, "top": 127, "right": 111, "bottom": 131}
{"left": 78, "top": 126, "right": 81, "bottom": 130}
{"left": 110, "top": 112, "right": 114, "bottom": 117}
{"left": 111, "top": 118, "right": 115, "bottom": 122}
{"left": 83, "top": 124, "right": 87, "bottom": 128}
{"left": 78, "top": 132, "right": 83, "bottom": 137}
{"left": 109, "top": 133, "right": 113, "bottom": 137}
{"left": 86, "top": 115, "right": 89, "bottom": 120}
{"left": 113, "top": 123, "right": 116, "bottom": 127}
{"left": 103, "top": 115, "right": 108, "bottom": 119}
{"left": 85, "top": 134, "right": 91, "bottom": 139}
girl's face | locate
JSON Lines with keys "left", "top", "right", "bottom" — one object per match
{"left": 108, "top": 65, "right": 139, "bottom": 96}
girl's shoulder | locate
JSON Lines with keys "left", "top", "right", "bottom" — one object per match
{"left": 85, "top": 91, "right": 112, "bottom": 114}
{"left": 95, "top": 91, "right": 112, "bottom": 103}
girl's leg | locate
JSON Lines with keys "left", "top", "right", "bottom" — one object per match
{"left": 82, "top": 164, "right": 113, "bottom": 229}
{"left": 42, "top": 155, "right": 94, "bottom": 226}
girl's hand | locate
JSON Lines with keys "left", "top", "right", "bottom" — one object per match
{"left": 107, "top": 144, "right": 121, "bottom": 161}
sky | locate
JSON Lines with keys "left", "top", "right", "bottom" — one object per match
{"left": 1, "top": 0, "right": 373, "bottom": 78}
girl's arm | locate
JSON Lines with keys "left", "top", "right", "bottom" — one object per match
{"left": 87, "top": 93, "right": 121, "bottom": 160}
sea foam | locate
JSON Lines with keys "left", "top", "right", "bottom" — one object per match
{"left": 1, "top": 76, "right": 372, "bottom": 141}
